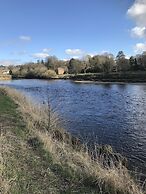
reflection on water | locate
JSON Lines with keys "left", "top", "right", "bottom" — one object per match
{"left": 0, "top": 79, "right": 146, "bottom": 176}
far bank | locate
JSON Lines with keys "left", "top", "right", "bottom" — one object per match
{"left": 58, "top": 72, "right": 146, "bottom": 83}
{"left": 11, "top": 71, "right": 146, "bottom": 83}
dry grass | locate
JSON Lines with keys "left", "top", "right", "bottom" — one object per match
{"left": 0, "top": 124, "right": 11, "bottom": 194}
{"left": 1, "top": 86, "right": 146, "bottom": 194}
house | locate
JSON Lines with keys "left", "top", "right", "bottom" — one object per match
{"left": 0, "top": 69, "right": 10, "bottom": 75}
{"left": 57, "top": 67, "right": 65, "bottom": 75}
{"left": 0, "top": 67, "right": 12, "bottom": 80}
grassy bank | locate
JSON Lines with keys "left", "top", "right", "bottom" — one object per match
{"left": 11, "top": 71, "right": 146, "bottom": 83}
{"left": 0, "top": 87, "right": 145, "bottom": 194}
{"left": 58, "top": 72, "right": 146, "bottom": 82}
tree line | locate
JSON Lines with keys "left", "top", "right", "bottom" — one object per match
{"left": 9, "top": 51, "right": 146, "bottom": 78}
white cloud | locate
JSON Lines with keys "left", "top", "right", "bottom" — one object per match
{"left": 42, "top": 48, "right": 52, "bottom": 53}
{"left": 87, "top": 52, "right": 98, "bottom": 57}
{"left": 125, "top": 55, "right": 130, "bottom": 59}
{"left": 100, "top": 51, "right": 114, "bottom": 58}
{"left": 127, "top": 1, "right": 146, "bottom": 53}
{"left": 0, "top": 36, "right": 31, "bottom": 48}
{"left": 0, "top": 59, "right": 21, "bottom": 66}
{"left": 31, "top": 48, "right": 52, "bottom": 60}
{"left": 19, "top": 36, "right": 31, "bottom": 41}
{"left": 131, "top": 26, "right": 146, "bottom": 38}
{"left": 101, "top": 50, "right": 110, "bottom": 54}
{"left": 71, "top": 56, "right": 80, "bottom": 59}
{"left": 83, "top": 51, "right": 113, "bottom": 58}
{"left": 31, "top": 52, "right": 49, "bottom": 59}
{"left": 61, "top": 58, "right": 69, "bottom": 61}
{"left": 65, "top": 49, "right": 114, "bottom": 59}
{"left": 134, "top": 42, "right": 146, "bottom": 53}
{"left": 65, "top": 49, "right": 84, "bottom": 56}
{"left": 127, "top": 0, "right": 146, "bottom": 26}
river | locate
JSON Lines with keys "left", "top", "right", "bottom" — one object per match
{"left": 0, "top": 79, "right": 146, "bottom": 177}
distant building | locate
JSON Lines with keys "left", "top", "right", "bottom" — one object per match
{"left": 57, "top": 67, "right": 65, "bottom": 75}
{"left": 0, "top": 69, "right": 10, "bottom": 75}
{"left": 0, "top": 67, "right": 11, "bottom": 80}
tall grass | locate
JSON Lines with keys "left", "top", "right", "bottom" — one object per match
{"left": 0, "top": 124, "right": 10, "bottom": 194}
{"left": 2, "top": 87, "right": 146, "bottom": 194}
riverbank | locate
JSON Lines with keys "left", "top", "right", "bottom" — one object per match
{"left": 12, "top": 71, "right": 146, "bottom": 83}
{"left": 58, "top": 72, "right": 146, "bottom": 83}
{"left": 0, "top": 75, "right": 12, "bottom": 80}
{"left": 0, "top": 87, "right": 145, "bottom": 194}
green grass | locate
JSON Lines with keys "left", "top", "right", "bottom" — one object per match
{"left": 0, "top": 90, "right": 59, "bottom": 193}
{"left": 0, "top": 91, "right": 17, "bottom": 114}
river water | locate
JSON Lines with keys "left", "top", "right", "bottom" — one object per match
{"left": 0, "top": 79, "right": 146, "bottom": 176}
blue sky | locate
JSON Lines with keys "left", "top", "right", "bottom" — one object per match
{"left": 0, "top": 0, "right": 146, "bottom": 65}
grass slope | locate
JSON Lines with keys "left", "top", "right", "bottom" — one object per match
{"left": 0, "top": 90, "right": 97, "bottom": 193}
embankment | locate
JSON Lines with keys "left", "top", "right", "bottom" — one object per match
{"left": 0, "top": 87, "right": 145, "bottom": 194}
